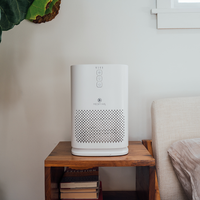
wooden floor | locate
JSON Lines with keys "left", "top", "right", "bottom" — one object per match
{"left": 103, "top": 191, "right": 138, "bottom": 200}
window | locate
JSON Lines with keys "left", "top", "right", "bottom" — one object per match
{"left": 178, "top": 0, "right": 200, "bottom": 3}
{"left": 152, "top": 0, "right": 200, "bottom": 28}
{"left": 174, "top": 0, "right": 200, "bottom": 8}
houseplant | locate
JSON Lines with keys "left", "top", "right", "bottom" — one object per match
{"left": 0, "top": 0, "right": 61, "bottom": 43}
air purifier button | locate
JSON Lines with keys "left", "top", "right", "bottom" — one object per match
{"left": 96, "top": 82, "right": 103, "bottom": 88}
{"left": 96, "top": 76, "right": 103, "bottom": 81}
{"left": 96, "top": 69, "right": 103, "bottom": 76}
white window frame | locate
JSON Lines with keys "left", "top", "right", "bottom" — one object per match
{"left": 151, "top": 0, "right": 200, "bottom": 29}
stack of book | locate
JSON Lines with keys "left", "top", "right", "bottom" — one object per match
{"left": 60, "top": 167, "right": 102, "bottom": 200}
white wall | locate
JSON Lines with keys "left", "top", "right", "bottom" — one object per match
{"left": 1, "top": 0, "right": 200, "bottom": 200}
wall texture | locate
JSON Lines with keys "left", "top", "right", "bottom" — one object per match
{"left": 1, "top": 0, "right": 200, "bottom": 200}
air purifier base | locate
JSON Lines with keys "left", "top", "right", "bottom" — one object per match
{"left": 71, "top": 147, "right": 128, "bottom": 156}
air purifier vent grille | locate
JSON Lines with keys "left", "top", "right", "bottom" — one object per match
{"left": 75, "top": 109, "right": 125, "bottom": 143}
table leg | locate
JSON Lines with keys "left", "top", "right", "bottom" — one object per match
{"left": 45, "top": 167, "right": 64, "bottom": 200}
{"left": 136, "top": 166, "right": 155, "bottom": 200}
{"left": 45, "top": 167, "right": 51, "bottom": 200}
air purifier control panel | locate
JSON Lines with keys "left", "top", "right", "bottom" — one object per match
{"left": 96, "top": 67, "right": 103, "bottom": 88}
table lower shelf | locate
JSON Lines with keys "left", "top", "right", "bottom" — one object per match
{"left": 103, "top": 191, "right": 138, "bottom": 200}
{"left": 53, "top": 191, "right": 138, "bottom": 200}
{"left": 46, "top": 166, "right": 154, "bottom": 200}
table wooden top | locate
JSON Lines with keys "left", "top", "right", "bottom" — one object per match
{"left": 45, "top": 141, "right": 155, "bottom": 168}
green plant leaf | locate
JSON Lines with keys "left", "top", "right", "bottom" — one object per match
{"left": 45, "top": 0, "right": 59, "bottom": 15}
{"left": 26, "top": 0, "right": 61, "bottom": 23}
{"left": 26, "top": 0, "right": 52, "bottom": 21}
{"left": 0, "top": 0, "right": 34, "bottom": 42}
{"left": 0, "top": 0, "right": 34, "bottom": 30}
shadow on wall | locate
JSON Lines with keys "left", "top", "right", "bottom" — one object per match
{"left": 0, "top": 57, "right": 21, "bottom": 109}
{"left": 0, "top": 185, "right": 6, "bottom": 200}
{"left": 0, "top": 23, "right": 35, "bottom": 109}
{"left": 0, "top": 24, "right": 35, "bottom": 198}
{"left": 0, "top": 23, "right": 35, "bottom": 142}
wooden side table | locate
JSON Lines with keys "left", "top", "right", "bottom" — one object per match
{"left": 45, "top": 141, "right": 155, "bottom": 200}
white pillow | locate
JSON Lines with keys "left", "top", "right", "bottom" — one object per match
{"left": 167, "top": 138, "right": 200, "bottom": 200}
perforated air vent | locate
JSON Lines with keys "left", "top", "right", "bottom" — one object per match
{"left": 75, "top": 110, "right": 125, "bottom": 143}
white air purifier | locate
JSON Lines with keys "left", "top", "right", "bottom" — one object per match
{"left": 71, "top": 64, "right": 128, "bottom": 156}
